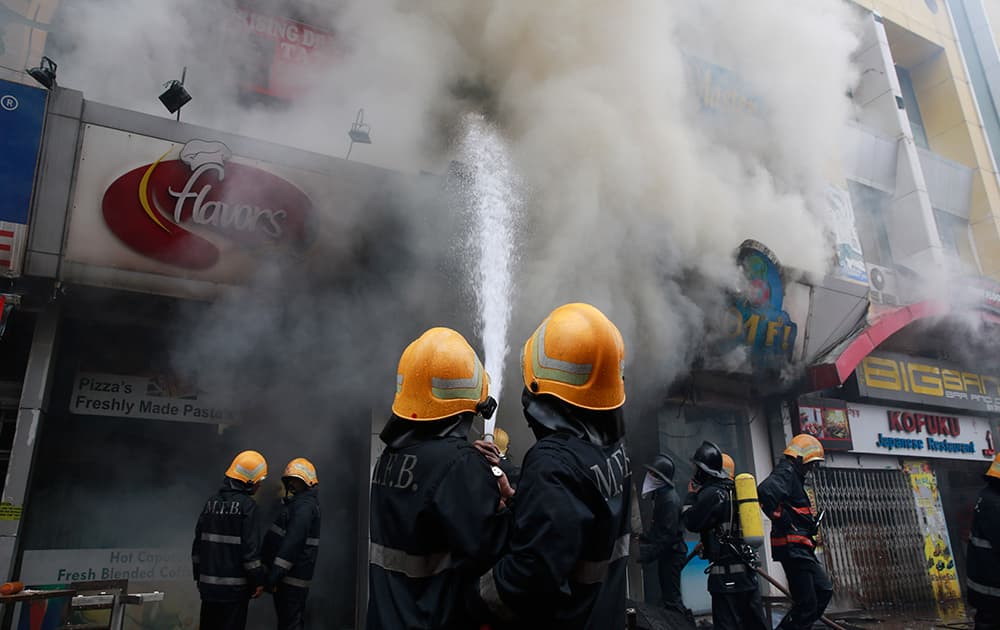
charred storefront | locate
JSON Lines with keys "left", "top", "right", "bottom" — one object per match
{"left": 0, "top": 84, "right": 474, "bottom": 628}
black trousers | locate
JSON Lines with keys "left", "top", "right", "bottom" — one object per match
{"left": 975, "top": 603, "right": 1000, "bottom": 630}
{"left": 711, "top": 588, "right": 769, "bottom": 630}
{"left": 199, "top": 599, "right": 249, "bottom": 630}
{"left": 777, "top": 558, "right": 834, "bottom": 630}
{"left": 274, "top": 586, "right": 309, "bottom": 630}
{"left": 656, "top": 551, "right": 687, "bottom": 607}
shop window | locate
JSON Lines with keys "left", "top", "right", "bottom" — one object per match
{"left": 896, "top": 65, "right": 930, "bottom": 150}
{"left": 933, "top": 208, "right": 976, "bottom": 271}
{"left": 848, "top": 180, "right": 895, "bottom": 267}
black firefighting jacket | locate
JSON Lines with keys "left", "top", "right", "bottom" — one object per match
{"left": 640, "top": 485, "right": 687, "bottom": 563}
{"left": 683, "top": 477, "right": 757, "bottom": 594}
{"left": 757, "top": 458, "right": 818, "bottom": 562}
{"left": 967, "top": 479, "right": 1000, "bottom": 609}
{"left": 192, "top": 481, "right": 265, "bottom": 602}
{"left": 473, "top": 392, "right": 632, "bottom": 630}
{"left": 367, "top": 415, "right": 510, "bottom": 630}
{"left": 262, "top": 485, "right": 321, "bottom": 591}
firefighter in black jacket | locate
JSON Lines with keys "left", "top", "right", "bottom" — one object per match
{"left": 367, "top": 327, "right": 513, "bottom": 630}
{"left": 263, "top": 457, "right": 321, "bottom": 630}
{"left": 472, "top": 302, "right": 632, "bottom": 630}
{"left": 639, "top": 453, "right": 687, "bottom": 611}
{"left": 758, "top": 433, "right": 833, "bottom": 630}
{"left": 682, "top": 441, "right": 768, "bottom": 630}
{"left": 967, "top": 452, "right": 1000, "bottom": 628}
{"left": 192, "top": 450, "right": 268, "bottom": 630}
{"left": 492, "top": 427, "right": 521, "bottom": 489}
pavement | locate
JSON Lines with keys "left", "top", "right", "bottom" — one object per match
{"left": 800, "top": 601, "right": 973, "bottom": 630}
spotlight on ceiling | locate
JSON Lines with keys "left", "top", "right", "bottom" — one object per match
{"left": 26, "top": 56, "right": 57, "bottom": 90}
{"left": 346, "top": 108, "right": 372, "bottom": 160}
{"left": 159, "top": 67, "right": 191, "bottom": 120}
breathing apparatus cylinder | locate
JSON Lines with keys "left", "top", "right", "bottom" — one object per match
{"left": 735, "top": 473, "right": 764, "bottom": 547}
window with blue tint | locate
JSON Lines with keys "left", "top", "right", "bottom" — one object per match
{"left": 896, "top": 65, "right": 930, "bottom": 150}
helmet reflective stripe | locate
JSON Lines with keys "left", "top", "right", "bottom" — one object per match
{"left": 289, "top": 462, "right": 316, "bottom": 483}
{"left": 396, "top": 374, "right": 403, "bottom": 394}
{"left": 235, "top": 462, "right": 265, "bottom": 481}
{"left": 530, "top": 322, "right": 593, "bottom": 386}
{"left": 431, "top": 356, "right": 485, "bottom": 400}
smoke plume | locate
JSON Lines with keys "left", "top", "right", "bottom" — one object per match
{"left": 21, "top": 0, "right": 864, "bottom": 626}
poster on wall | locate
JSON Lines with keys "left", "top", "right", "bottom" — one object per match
{"left": 824, "top": 185, "right": 868, "bottom": 285}
{"left": 902, "top": 461, "right": 962, "bottom": 601}
{"left": 796, "top": 397, "right": 854, "bottom": 451}
{"left": 19, "top": 548, "right": 202, "bottom": 630}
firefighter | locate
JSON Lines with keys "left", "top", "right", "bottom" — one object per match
{"left": 262, "top": 457, "right": 321, "bottom": 630}
{"left": 472, "top": 302, "right": 632, "bottom": 629}
{"left": 682, "top": 441, "right": 768, "bottom": 630}
{"left": 492, "top": 427, "right": 521, "bottom": 488}
{"left": 638, "top": 453, "right": 688, "bottom": 612}
{"left": 367, "top": 327, "right": 513, "bottom": 630}
{"left": 967, "top": 452, "right": 1000, "bottom": 629}
{"left": 758, "top": 433, "right": 833, "bottom": 630}
{"left": 192, "top": 450, "right": 268, "bottom": 630}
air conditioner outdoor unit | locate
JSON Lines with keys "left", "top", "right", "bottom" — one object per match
{"left": 866, "top": 263, "right": 900, "bottom": 306}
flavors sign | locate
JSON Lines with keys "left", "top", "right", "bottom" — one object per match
{"left": 101, "top": 139, "right": 315, "bottom": 270}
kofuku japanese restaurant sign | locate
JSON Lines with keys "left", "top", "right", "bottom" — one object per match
{"left": 70, "top": 372, "right": 237, "bottom": 425}
{"left": 847, "top": 402, "right": 995, "bottom": 461}
{"left": 857, "top": 352, "right": 1000, "bottom": 414}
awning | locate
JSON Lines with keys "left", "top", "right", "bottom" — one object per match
{"left": 807, "top": 300, "right": 951, "bottom": 391}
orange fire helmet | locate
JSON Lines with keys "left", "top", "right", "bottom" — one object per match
{"left": 392, "top": 327, "right": 491, "bottom": 421}
{"left": 493, "top": 427, "right": 510, "bottom": 457}
{"left": 521, "top": 303, "right": 625, "bottom": 411}
{"left": 784, "top": 434, "right": 825, "bottom": 464}
{"left": 225, "top": 450, "right": 268, "bottom": 484}
{"left": 986, "top": 452, "right": 1000, "bottom": 480}
{"left": 722, "top": 453, "right": 735, "bottom": 480}
{"left": 282, "top": 457, "right": 319, "bottom": 487}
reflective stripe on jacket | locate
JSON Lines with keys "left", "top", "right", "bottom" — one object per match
{"left": 262, "top": 486, "right": 321, "bottom": 590}
{"left": 757, "top": 458, "right": 817, "bottom": 562}
{"left": 367, "top": 435, "right": 510, "bottom": 630}
{"left": 968, "top": 482, "right": 1000, "bottom": 609}
{"left": 192, "top": 484, "right": 265, "bottom": 602}
{"left": 475, "top": 433, "right": 632, "bottom": 630}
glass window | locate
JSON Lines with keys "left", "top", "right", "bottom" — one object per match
{"left": 950, "top": 0, "right": 1000, "bottom": 170}
{"left": 848, "top": 180, "right": 895, "bottom": 266}
{"left": 933, "top": 208, "right": 976, "bottom": 270}
{"left": 896, "top": 66, "right": 930, "bottom": 150}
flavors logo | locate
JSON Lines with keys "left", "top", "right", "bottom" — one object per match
{"left": 101, "top": 140, "right": 314, "bottom": 270}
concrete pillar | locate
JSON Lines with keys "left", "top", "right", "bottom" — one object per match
{"left": 0, "top": 305, "right": 60, "bottom": 581}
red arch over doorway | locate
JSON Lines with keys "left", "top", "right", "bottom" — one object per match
{"left": 807, "top": 300, "right": 952, "bottom": 391}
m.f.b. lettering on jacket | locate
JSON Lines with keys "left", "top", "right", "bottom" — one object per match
{"left": 192, "top": 485, "right": 265, "bottom": 602}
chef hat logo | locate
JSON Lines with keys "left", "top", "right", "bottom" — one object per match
{"left": 179, "top": 140, "right": 233, "bottom": 171}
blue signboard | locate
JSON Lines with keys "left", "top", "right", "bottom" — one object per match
{"left": 718, "top": 240, "right": 798, "bottom": 371}
{"left": 0, "top": 79, "right": 47, "bottom": 224}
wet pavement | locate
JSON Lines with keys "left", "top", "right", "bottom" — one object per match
{"left": 807, "top": 601, "right": 973, "bottom": 630}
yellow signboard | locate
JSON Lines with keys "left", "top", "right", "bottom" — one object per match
{"left": 902, "top": 461, "right": 962, "bottom": 601}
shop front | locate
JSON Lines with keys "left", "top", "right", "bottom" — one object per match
{"left": 798, "top": 350, "right": 1000, "bottom": 610}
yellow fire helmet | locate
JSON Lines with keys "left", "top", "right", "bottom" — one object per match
{"left": 493, "top": 427, "right": 510, "bottom": 457}
{"left": 722, "top": 453, "right": 735, "bottom": 480}
{"left": 986, "top": 451, "right": 1000, "bottom": 480}
{"left": 282, "top": 457, "right": 319, "bottom": 487}
{"left": 225, "top": 450, "right": 268, "bottom": 484}
{"left": 522, "top": 303, "right": 625, "bottom": 410}
{"left": 392, "top": 327, "right": 491, "bottom": 421}
{"left": 784, "top": 434, "right": 825, "bottom": 464}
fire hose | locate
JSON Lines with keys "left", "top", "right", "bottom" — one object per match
{"left": 724, "top": 542, "right": 848, "bottom": 630}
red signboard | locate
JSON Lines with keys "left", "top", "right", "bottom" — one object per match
{"left": 228, "top": 8, "right": 336, "bottom": 101}
{"left": 101, "top": 140, "right": 315, "bottom": 270}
